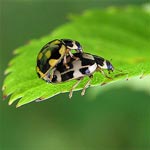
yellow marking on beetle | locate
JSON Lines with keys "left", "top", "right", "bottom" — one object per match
{"left": 59, "top": 45, "right": 66, "bottom": 56}
{"left": 38, "top": 52, "right": 43, "bottom": 60}
{"left": 49, "top": 59, "right": 59, "bottom": 67}
{"left": 52, "top": 40, "right": 61, "bottom": 45}
{"left": 45, "top": 50, "right": 51, "bottom": 59}
{"left": 36, "top": 66, "right": 46, "bottom": 78}
{"left": 48, "top": 40, "right": 61, "bottom": 50}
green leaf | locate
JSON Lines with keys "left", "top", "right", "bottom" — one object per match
{"left": 2, "top": 5, "right": 150, "bottom": 107}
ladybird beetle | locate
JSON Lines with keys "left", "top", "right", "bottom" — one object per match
{"left": 36, "top": 39, "right": 83, "bottom": 81}
{"left": 45, "top": 52, "right": 114, "bottom": 98}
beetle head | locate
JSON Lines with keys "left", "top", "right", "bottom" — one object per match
{"left": 61, "top": 39, "right": 83, "bottom": 53}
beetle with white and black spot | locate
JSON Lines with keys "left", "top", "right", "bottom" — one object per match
{"left": 45, "top": 52, "right": 114, "bottom": 98}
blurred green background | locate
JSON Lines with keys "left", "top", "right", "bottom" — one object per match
{"left": 0, "top": 0, "right": 150, "bottom": 150}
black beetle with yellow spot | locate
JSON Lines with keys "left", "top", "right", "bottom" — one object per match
{"left": 36, "top": 39, "right": 83, "bottom": 81}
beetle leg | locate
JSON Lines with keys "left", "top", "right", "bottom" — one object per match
{"left": 49, "top": 68, "right": 55, "bottom": 81}
{"left": 69, "top": 78, "right": 83, "bottom": 98}
{"left": 63, "top": 55, "right": 70, "bottom": 69}
{"left": 81, "top": 75, "right": 93, "bottom": 96}
{"left": 43, "top": 68, "right": 55, "bottom": 82}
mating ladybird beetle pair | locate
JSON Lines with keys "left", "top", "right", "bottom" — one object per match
{"left": 36, "top": 39, "right": 114, "bottom": 98}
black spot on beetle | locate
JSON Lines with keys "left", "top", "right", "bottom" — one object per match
{"left": 81, "top": 58, "right": 95, "bottom": 66}
{"left": 51, "top": 75, "right": 57, "bottom": 83}
{"left": 37, "top": 57, "right": 50, "bottom": 74}
{"left": 61, "top": 71, "right": 74, "bottom": 81}
{"left": 79, "top": 67, "right": 90, "bottom": 75}
{"left": 93, "top": 55, "right": 105, "bottom": 67}
{"left": 61, "top": 39, "right": 73, "bottom": 48}
{"left": 75, "top": 41, "right": 82, "bottom": 51}
{"left": 73, "top": 53, "right": 95, "bottom": 66}
{"left": 50, "top": 44, "right": 62, "bottom": 59}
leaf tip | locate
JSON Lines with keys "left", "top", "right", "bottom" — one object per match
{"left": 13, "top": 48, "right": 20, "bottom": 55}
{"left": 16, "top": 103, "right": 22, "bottom": 108}
{"left": 2, "top": 85, "right": 6, "bottom": 91}
{"left": 4, "top": 69, "right": 9, "bottom": 75}
{"left": 8, "top": 100, "right": 13, "bottom": 105}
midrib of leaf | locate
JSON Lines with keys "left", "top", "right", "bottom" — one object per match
{"left": 2, "top": 5, "right": 150, "bottom": 107}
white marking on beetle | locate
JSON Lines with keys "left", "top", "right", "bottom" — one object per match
{"left": 72, "top": 60, "right": 83, "bottom": 78}
{"left": 88, "top": 63, "right": 97, "bottom": 74}
{"left": 98, "top": 60, "right": 107, "bottom": 69}
{"left": 72, "top": 41, "right": 78, "bottom": 49}
{"left": 82, "top": 53, "right": 95, "bottom": 60}
{"left": 54, "top": 70, "right": 62, "bottom": 82}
